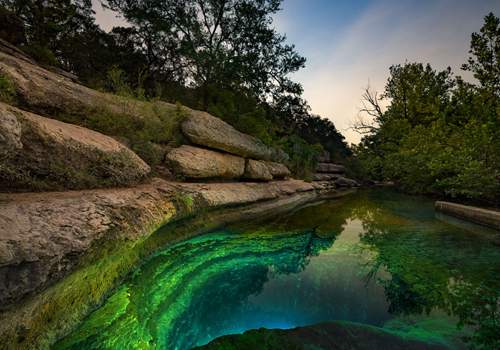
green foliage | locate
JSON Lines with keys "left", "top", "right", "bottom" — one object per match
{"left": 0, "top": 72, "right": 15, "bottom": 102}
{"left": 21, "top": 43, "right": 58, "bottom": 66}
{"left": 462, "top": 12, "right": 500, "bottom": 95}
{"left": 104, "top": 0, "right": 305, "bottom": 102}
{"left": 355, "top": 13, "right": 500, "bottom": 203}
{"left": 105, "top": 66, "right": 134, "bottom": 97}
{"left": 281, "top": 135, "right": 322, "bottom": 180}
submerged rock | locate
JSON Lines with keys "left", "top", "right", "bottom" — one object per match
{"left": 195, "top": 321, "right": 450, "bottom": 350}
{"left": 166, "top": 145, "right": 245, "bottom": 179}
{"left": 182, "top": 111, "right": 288, "bottom": 162}
{"left": 244, "top": 159, "right": 273, "bottom": 181}
{"left": 0, "top": 103, "right": 150, "bottom": 191}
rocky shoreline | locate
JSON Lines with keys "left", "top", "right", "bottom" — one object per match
{"left": 0, "top": 179, "right": 355, "bottom": 349}
{"left": 0, "top": 41, "right": 360, "bottom": 349}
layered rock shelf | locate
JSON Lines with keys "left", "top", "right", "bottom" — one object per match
{"left": 311, "top": 151, "right": 359, "bottom": 189}
{"left": 165, "top": 111, "right": 292, "bottom": 181}
{"left": 0, "top": 178, "right": 352, "bottom": 349}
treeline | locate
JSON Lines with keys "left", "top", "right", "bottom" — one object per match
{"left": 353, "top": 13, "right": 500, "bottom": 203}
{"left": 0, "top": 0, "right": 350, "bottom": 178}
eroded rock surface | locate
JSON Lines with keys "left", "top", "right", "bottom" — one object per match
{"left": 0, "top": 103, "right": 150, "bottom": 191}
{"left": 182, "top": 111, "right": 288, "bottom": 162}
{"left": 244, "top": 159, "right": 273, "bottom": 181}
{"left": 316, "top": 162, "right": 346, "bottom": 173}
{"left": 166, "top": 145, "right": 245, "bottom": 179}
{"left": 265, "top": 161, "right": 291, "bottom": 179}
{"left": 0, "top": 178, "right": 316, "bottom": 309}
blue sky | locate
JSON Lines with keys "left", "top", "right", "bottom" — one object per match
{"left": 93, "top": 0, "right": 500, "bottom": 143}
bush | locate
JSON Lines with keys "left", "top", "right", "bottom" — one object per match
{"left": 0, "top": 73, "right": 15, "bottom": 102}
{"left": 21, "top": 44, "right": 58, "bottom": 66}
{"left": 281, "top": 134, "right": 322, "bottom": 180}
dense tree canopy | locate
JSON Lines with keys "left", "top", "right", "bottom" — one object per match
{"left": 354, "top": 13, "right": 500, "bottom": 203}
{"left": 104, "top": 0, "right": 306, "bottom": 102}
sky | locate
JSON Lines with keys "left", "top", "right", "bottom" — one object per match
{"left": 93, "top": 0, "right": 500, "bottom": 144}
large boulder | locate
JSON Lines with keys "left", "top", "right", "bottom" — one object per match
{"left": 265, "top": 161, "right": 291, "bottom": 179}
{"left": 166, "top": 145, "right": 245, "bottom": 179}
{"left": 316, "top": 163, "right": 346, "bottom": 174}
{"left": 182, "top": 111, "right": 288, "bottom": 162}
{"left": 244, "top": 159, "right": 273, "bottom": 181}
{"left": 0, "top": 103, "right": 150, "bottom": 191}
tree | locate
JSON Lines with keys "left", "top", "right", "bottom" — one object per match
{"left": 104, "top": 0, "right": 306, "bottom": 106}
{"left": 462, "top": 12, "right": 500, "bottom": 97}
{"left": 353, "top": 13, "right": 500, "bottom": 202}
{"left": 0, "top": 0, "right": 95, "bottom": 65}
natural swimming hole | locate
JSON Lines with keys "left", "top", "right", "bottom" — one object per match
{"left": 54, "top": 190, "right": 500, "bottom": 349}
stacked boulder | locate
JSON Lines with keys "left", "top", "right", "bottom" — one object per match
{"left": 166, "top": 111, "right": 291, "bottom": 181}
{"left": 312, "top": 151, "right": 359, "bottom": 189}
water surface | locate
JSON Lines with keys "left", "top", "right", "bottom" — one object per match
{"left": 55, "top": 190, "right": 500, "bottom": 349}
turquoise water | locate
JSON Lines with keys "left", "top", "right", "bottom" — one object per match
{"left": 55, "top": 190, "right": 500, "bottom": 349}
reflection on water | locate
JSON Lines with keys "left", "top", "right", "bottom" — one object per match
{"left": 55, "top": 190, "right": 500, "bottom": 350}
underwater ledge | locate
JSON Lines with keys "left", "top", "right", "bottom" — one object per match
{"left": 0, "top": 178, "right": 354, "bottom": 350}
{"left": 195, "top": 321, "right": 450, "bottom": 350}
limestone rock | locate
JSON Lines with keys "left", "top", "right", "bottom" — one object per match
{"left": 166, "top": 145, "right": 245, "bottom": 179}
{"left": 0, "top": 178, "right": 315, "bottom": 309}
{"left": 317, "top": 150, "right": 331, "bottom": 163}
{"left": 334, "top": 176, "right": 359, "bottom": 188}
{"left": 0, "top": 106, "right": 22, "bottom": 156}
{"left": 0, "top": 103, "right": 150, "bottom": 191}
{"left": 316, "top": 163, "right": 346, "bottom": 173}
{"left": 313, "top": 173, "right": 337, "bottom": 181}
{"left": 435, "top": 201, "right": 500, "bottom": 231}
{"left": 244, "top": 159, "right": 273, "bottom": 181}
{"left": 265, "top": 161, "right": 291, "bottom": 179}
{"left": 182, "top": 111, "right": 288, "bottom": 162}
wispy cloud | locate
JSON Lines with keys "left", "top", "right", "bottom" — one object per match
{"left": 289, "top": 0, "right": 499, "bottom": 144}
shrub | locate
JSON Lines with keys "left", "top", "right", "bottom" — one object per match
{"left": 0, "top": 73, "right": 15, "bottom": 102}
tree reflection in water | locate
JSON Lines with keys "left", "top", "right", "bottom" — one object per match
{"left": 55, "top": 189, "right": 499, "bottom": 350}
{"left": 351, "top": 190, "right": 500, "bottom": 349}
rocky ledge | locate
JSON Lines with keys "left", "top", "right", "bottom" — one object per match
{"left": 0, "top": 178, "right": 352, "bottom": 350}
{"left": 435, "top": 201, "right": 500, "bottom": 231}
{"left": 0, "top": 102, "right": 150, "bottom": 191}
{"left": 195, "top": 321, "right": 450, "bottom": 350}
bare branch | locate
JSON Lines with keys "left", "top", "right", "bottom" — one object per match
{"left": 351, "top": 84, "right": 385, "bottom": 135}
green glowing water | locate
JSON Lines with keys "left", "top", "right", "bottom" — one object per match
{"left": 54, "top": 190, "right": 500, "bottom": 350}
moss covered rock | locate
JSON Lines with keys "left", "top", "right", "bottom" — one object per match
{"left": 195, "top": 321, "right": 450, "bottom": 350}
{"left": 0, "top": 102, "right": 150, "bottom": 191}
